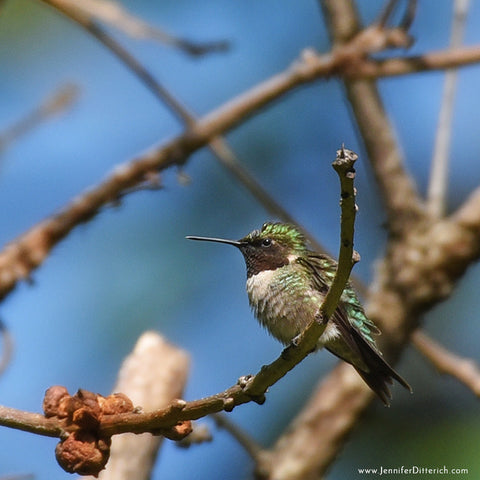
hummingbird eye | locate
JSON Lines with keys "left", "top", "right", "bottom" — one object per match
{"left": 261, "top": 238, "right": 272, "bottom": 247}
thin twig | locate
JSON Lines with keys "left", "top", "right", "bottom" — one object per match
{"left": 322, "top": 0, "right": 424, "bottom": 236}
{"left": 350, "top": 46, "right": 480, "bottom": 77}
{"left": 41, "top": 0, "right": 195, "bottom": 127}
{"left": 212, "top": 413, "right": 263, "bottom": 461}
{"left": 0, "top": 84, "right": 79, "bottom": 155}
{"left": 412, "top": 330, "right": 480, "bottom": 397}
{"left": 399, "top": 0, "right": 418, "bottom": 31}
{"left": 0, "top": 318, "right": 14, "bottom": 376}
{"left": 319, "top": 147, "right": 359, "bottom": 317}
{"left": 376, "top": 0, "right": 400, "bottom": 27}
{"left": 427, "top": 0, "right": 470, "bottom": 218}
{"left": 42, "top": 0, "right": 228, "bottom": 56}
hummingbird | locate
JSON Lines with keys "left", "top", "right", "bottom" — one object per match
{"left": 187, "top": 222, "right": 410, "bottom": 405}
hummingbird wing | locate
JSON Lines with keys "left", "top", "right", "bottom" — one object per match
{"left": 297, "top": 253, "right": 411, "bottom": 405}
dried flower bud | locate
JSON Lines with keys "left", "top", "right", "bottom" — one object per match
{"left": 55, "top": 431, "right": 111, "bottom": 477}
{"left": 43, "top": 386, "right": 69, "bottom": 418}
{"left": 72, "top": 407, "right": 101, "bottom": 430}
{"left": 57, "top": 395, "right": 82, "bottom": 419}
{"left": 75, "top": 389, "right": 101, "bottom": 410}
{"left": 69, "top": 390, "right": 102, "bottom": 429}
{"left": 100, "top": 392, "right": 134, "bottom": 415}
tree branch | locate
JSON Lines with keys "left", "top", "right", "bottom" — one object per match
{"left": 40, "top": 0, "right": 228, "bottom": 56}
{"left": 0, "top": 84, "right": 79, "bottom": 156}
{"left": 0, "top": 319, "right": 14, "bottom": 377}
{"left": 321, "top": 147, "right": 360, "bottom": 315}
{"left": 427, "top": 0, "right": 470, "bottom": 218}
{"left": 0, "top": 147, "right": 358, "bottom": 476}
{"left": 212, "top": 413, "right": 263, "bottom": 461}
{"left": 412, "top": 330, "right": 480, "bottom": 397}
{"left": 322, "top": 0, "right": 425, "bottom": 235}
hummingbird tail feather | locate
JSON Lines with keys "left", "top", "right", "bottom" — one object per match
{"left": 327, "top": 318, "right": 411, "bottom": 406}
{"left": 350, "top": 333, "right": 411, "bottom": 406}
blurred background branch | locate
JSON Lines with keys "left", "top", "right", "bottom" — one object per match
{"left": 0, "top": 319, "right": 13, "bottom": 377}
{"left": 412, "top": 330, "right": 480, "bottom": 398}
{"left": 427, "top": 0, "right": 470, "bottom": 218}
{"left": 0, "top": 83, "right": 79, "bottom": 156}
{"left": 42, "top": 0, "right": 229, "bottom": 56}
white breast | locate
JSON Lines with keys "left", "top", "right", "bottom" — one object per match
{"left": 246, "top": 269, "right": 277, "bottom": 305}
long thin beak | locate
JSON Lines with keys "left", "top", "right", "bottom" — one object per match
{"left": 186, "top": 235, "right": 245, "bottom": 247}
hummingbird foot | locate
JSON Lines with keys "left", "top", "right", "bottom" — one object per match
{"left": 314, "top": 309, "right": 329, "bottom": 325}
{"left": 282, "top": 333, "right": 317, "bottom": 361}
{"left": 291, "top": 333, "right": 303, "bottom": 347}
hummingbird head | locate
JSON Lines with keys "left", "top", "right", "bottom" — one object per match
{"left": 187, "top": 222, "right": 307, "bottom": 277}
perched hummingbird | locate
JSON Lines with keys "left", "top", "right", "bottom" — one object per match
{"left": 187, "top": 222, "right": 410, "bottom": 405}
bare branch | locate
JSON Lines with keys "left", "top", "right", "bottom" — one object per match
{"left": 351, "top": 46, "right": 480, "bottom": 77}
{"left": 376, "top": 0, "right": 400, "bottom": 28}
{"left": 452, "top": 185, "right": 480, "bottom": 239}
{"left": 0, "top": 319, "right": 14, "bottom": 377}
{"left": 41, "top": 0, "right": 197, "bottom": 126}
{"left": 212, "top": 413, "right": 263, "bottom": 461}
{"left": 321, "top": 147, "right": 360, "bottom": 315}
{"left": 427, "top": 0, "right": 470, "bottom": 218}
{"left": 413, "top": 330, "right": 480, "bottom": 397}
{"left": 322, "top": 0, "right": 425, "bottom": 236}
{"left": 0, "top": 84, "right": 79, "bottom": 155}
{"left": 42, "top": 0, "right": 228, "bottom": 56}
{"left": 399, "top": 0, "right": 418, "bottom": 31}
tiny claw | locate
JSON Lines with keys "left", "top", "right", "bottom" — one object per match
{"left": 291, "top": 333, "right": 303, "bottom": 347}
